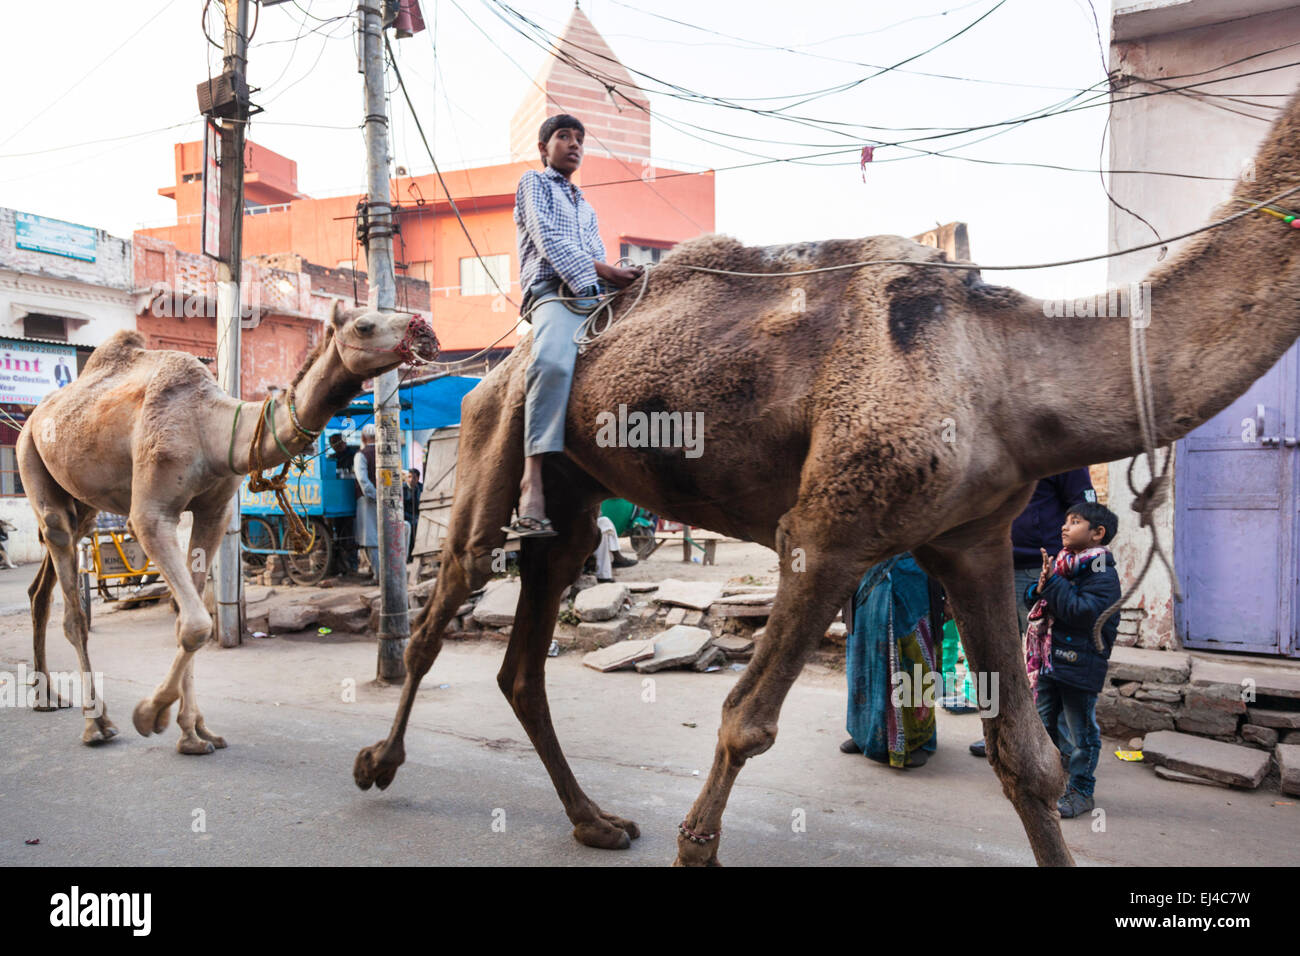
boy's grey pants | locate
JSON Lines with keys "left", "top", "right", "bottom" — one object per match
{"left": 523, "top": 278, "right": 598, "bottom": 457}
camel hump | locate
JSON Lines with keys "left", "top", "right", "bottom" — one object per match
{"left": 82, "top": 330, "right": 148, "bottom": 374}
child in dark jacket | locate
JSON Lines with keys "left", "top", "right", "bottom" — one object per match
{"left": 1023, "top": 501, "right": 1121, "bottom": 819}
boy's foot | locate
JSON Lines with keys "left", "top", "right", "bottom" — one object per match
{"left": 969, "top": 739, "right": 986, "bottom": 757}
{"left": 502, "top": 515, "right": 557, "bottom": 538}
{"left": 1057, "top": 790, "right": 1095, "bottom": 818}
{"left": 839, "top": 737, "right": 861, "bottom": 754}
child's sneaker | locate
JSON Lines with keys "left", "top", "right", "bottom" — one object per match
{"left": 1057, "top": 790, "right": 1094, "bottom": 818}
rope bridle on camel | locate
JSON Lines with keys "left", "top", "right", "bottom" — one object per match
{"left": 227, "top": 313, "right": 439, "bottom": 555}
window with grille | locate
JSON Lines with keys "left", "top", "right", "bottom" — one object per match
{"left": 22, "top": 314, "right": 67, "bottom": 341}
{"left": 458, "top": 254, "right": 509, "bottom": 297}
{"left": 620, "top": 243, "right": 666, "bottom": 267}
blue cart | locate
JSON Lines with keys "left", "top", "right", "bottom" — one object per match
{"left": 239, "top": 400, "right": 408, "bottom": 585}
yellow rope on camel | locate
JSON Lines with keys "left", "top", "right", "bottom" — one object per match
{"left": 246, "top": 396, "right": 315, "bottom": 554}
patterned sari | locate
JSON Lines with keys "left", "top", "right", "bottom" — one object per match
{"left": 845, "top": 553, "right": 939, "bottom": 768}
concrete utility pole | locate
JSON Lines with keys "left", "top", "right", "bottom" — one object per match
{"left": 213, "top": 0, "right": 251, "bottom": 649}
{"left": 359, "top": 1, "right": 409, "bottom": 681}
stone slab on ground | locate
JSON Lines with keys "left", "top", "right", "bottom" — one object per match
{"left": 1107, "top": 646, "right": 1191, "bottom": 684}
{"left": 1142, "top": 730, "right": 1271, "bottom": 789}
{"left": 710, "top": 591, "right": 777, "bottom": 605}
{"left": 653, "top": 579, "right": 725, "bottom": 610}
{"left": 1175, "top": 685, "right": 1246, "bottom": 737}
{"left": 621, "top": 582, "right": 660, "bottom": 593}
{"left": 709, "top": 603, "right": 773, "bottom": 618}
{"left": 712, "top": 635, "right": 754, "bottom": 657}
{"left": 1097, "top": 695, "right": 1175, "bottom": 736}
{"left": 693, "top": 646, "right": 726, "bottom": 672}
{"left": 1190, "top": 655, "right": 1300, "bottom": 700}
{"left": 1245, "top": 706, "right": 1300, "bottom": 730}
{"left": 574, "top": 583, "right": 629, "bottom": 622}
{"left": 664, "top": 607, "right": 686, "bottom": 627}
{"left": 1153, "top": 765, "right": 1230, "bottom": 789}
{"left": 683, "top": 610, "right": 704, "bottom": 626}
{"left": 582, "top": 638, "right": 656, "bottom": 672}
{"left": 1277, "top": 743, "right": 1300, "bottom": 796}
{"left": 576, "top": 618, "right": 630, "bottom": 646}
{"left": 268, "top": 603, "right": 318, "bottom": 633}
{"left": 472, "top": 579, "right": 521, "bottom": 627}
{"left": 1241, "top": 724, "right": 1278, "bottom": 749}
{"left": 636, "top": 625, "right": 714, "bottom": 673}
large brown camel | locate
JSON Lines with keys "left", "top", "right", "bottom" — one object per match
{"left": 19, "top": 303, "right": 438, "bottom": 752}
{"left": 354, "top": 81, "right": 1300, "bottom": 866}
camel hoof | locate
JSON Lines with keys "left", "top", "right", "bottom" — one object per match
{"left": 354, "top": 742, "right": 403, "bottom": 791}
{"left": 177, "top": 734, "right": 216, "bottom": 755}
{"left": 195, "top": 722, "right": 226, "bottom": 749}
{"left": 573, "top": 814, "right": 638, "bottom": 850}
{"left": 673, "top": 836, "right": 722, "bottom": 867}
{"left": 81, "top": 720, "right": 120, "bottom": 746}
{"left": 132, "top": 698, "right": 172, "bottom": 737}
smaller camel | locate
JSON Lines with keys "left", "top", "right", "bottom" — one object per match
{"left": 19, "top": 302, "right": 438, "bottom": 751}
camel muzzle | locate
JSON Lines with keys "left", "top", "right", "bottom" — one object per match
{"left": 397, "top": 315, "right": 440, "bottom": 364}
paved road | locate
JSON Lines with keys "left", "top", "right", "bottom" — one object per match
{"left": 0, "top": 569, "right": 1295, "bottom": 866}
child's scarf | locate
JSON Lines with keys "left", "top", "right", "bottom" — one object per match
{"left": 1025, "top": 546, "right": 1109, "bottom": 698}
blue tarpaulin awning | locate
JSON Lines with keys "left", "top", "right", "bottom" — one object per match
{"left": 326, "top": 374, "right": 480, "bottom": 433}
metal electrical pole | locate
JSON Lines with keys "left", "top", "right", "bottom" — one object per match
{"left": 213, "top": 0, "right": 251, "bottom": 649}
{"left": 359, "top": 1, "right": 409, "bottom": 681}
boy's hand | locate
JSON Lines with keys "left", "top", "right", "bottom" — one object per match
{"left": 595, "top": 261, "right": 644, "bottom": 289}
{"left": 1038, "top": 547, "right": 1052, "bottom": 588}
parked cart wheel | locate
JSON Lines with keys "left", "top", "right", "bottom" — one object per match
{"left": 286, "top": 516, "right": 333, "bottom": 586}
{"left": 241, "top": 516, "right": 277, "bottom": 571}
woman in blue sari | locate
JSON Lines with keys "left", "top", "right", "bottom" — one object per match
{"left": 840, "top": 552, "right": 942, "bottom": 769}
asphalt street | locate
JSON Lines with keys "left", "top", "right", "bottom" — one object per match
{"left": 0, "top": 569, "right": 1295, "bottom": 867}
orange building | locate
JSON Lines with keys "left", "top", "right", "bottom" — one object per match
{"left": 138, "top": 6, "right": 715, "bottom": 361}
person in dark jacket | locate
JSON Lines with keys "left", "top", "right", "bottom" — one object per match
{"left": 1023, "top": 500, "right": 1120, "bottom": 820}
{"left": 971, "top": 468, "right": 1097, "bottom": 759}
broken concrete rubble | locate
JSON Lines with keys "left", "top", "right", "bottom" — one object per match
{"left": 635, "top": 625, "right": 714, "bottom": 674}
{"left": 653, "top": 579, "right": 725, "bottom": 610}
{"left": 1142, "top": 730, "right": 1270, "bottom": 788}
{"left": 574, "top": 582, "right": 629, "bottom": 622}
{"left": 472, "top": 579, "right": 521, "bottom": 628}
{"left": 582, "top": 639, "right": 656, "bottom": 672}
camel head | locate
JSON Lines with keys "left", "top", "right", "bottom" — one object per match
{"left": 328, "top": 300, "right": 440, "bottom": 380}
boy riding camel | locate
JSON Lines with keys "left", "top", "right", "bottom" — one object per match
{"left": 503, "top": 113, "right": 643, "bottom": 537}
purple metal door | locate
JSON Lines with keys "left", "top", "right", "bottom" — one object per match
{"left": 1174, "top": 345, "right": 1296, "bottom": 657}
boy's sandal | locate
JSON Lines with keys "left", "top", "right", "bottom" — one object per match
{"left": 502, "top": 515, "right": 558, "bottom": 538}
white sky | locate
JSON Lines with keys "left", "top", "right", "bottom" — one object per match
{"left": 0, "top": 0, "right": 1127, "bottom": 300}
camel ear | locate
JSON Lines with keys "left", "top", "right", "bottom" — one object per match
{"left": 331, "top": 299, "right": 346, "bottom": 328}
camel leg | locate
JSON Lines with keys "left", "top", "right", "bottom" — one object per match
{"left": 28, "top": 551, "right": 67, "bottom": 711}
{"left": 18, "top": 441, "right": 114, "bottom": 742}
{"left": 176, "top": 495, "right": 233, "bottom": 749}
{"left": 913, "top": 533, "right": 1074, "bottom": 866}
{"left": 354, "top": 383, "right": 522, "bottom": 790}
{"left": 675, "top": 508, "right": 868, "bottom": 866}
{"left": 496, "top": 490, "right": 640, "bottom": 850}
{"left": 129, "top": 498, "right": 227, "bottom": 755}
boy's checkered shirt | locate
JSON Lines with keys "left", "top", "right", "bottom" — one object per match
{"left": 514, "top": 165, "right": 606, "bottom": 296}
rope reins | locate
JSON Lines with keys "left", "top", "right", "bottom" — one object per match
{"left": 229, "top": 389, "right": 319, "bottom": 555}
